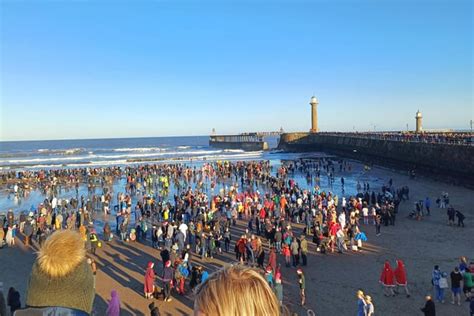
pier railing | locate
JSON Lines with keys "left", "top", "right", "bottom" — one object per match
{"left": 316, "top": 132, "right": 473, "bottom": 146}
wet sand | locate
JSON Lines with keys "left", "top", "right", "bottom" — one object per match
{"left": 1, "top": 161, "right": 473, "bottom": 315}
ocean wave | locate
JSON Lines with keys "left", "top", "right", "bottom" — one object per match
{"left": 36, "top": 148, "right": 85, "bottom": 155}
{"left": 0, "top": 149, "right": 266, "bottom": 170}
{"left": 113, "top": 147, "right": 164, "bottom": 152}
{"left": 197, "top": 152, "right": 263, "bottom": 160}
{"left": 177, "top": 146, "right": 191, "bottom": 149}
{"left": 1, "top": 154, "right": 97, "bottom": 164}
{"left": 0, "top": 149, "right": 232, "bottom": 166}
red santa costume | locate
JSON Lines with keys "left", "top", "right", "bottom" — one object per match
{"left": 380, "top": 261, "right": 395, "bottom": 287}
{"left": 144, "top": 262, "right": 155, "bottom": 298}
{"left": 394, "top": 259, "right": 407, "bottom": 286}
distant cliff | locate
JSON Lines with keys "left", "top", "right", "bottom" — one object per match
{"left": 278, "top": 133, "right": 474, "bottom": 184}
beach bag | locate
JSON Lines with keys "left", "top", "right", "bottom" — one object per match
{"left": 439, "top": 277, "right": 448, "bottom": 289}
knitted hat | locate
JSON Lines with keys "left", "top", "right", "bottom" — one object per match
{"left": 26, "top": 230, "right": 94, "bottom": 314}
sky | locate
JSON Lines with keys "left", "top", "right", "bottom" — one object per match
{"left": 0, "top": 0, "right": 472, "bottom": 141}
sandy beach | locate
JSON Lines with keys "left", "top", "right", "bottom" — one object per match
{"left": 1, "top": 159, "right": 472, "bottom": 316}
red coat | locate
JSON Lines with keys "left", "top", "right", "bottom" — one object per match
{"left": 394, "top": 260, "right": 407, "bottom": 285}
{"left": 144, "top": 267, "right": 155, "bottom": 293}
{"left": 380, "top": 261, "right": 395, "bottom": 286}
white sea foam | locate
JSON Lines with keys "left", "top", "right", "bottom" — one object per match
{"left": 1, "top": 155, "right": 97, "bottom": 164}
{"left": 113, "top": 147, "right": 164, "bottom": 152}
{"left": 36, "top": 148, "right": 84, "bottom": 155}
{"left": 0, "top": 150, "right": 225, "bottom": 165}
{"left": 1, "top": 149, "right": 265, "bottom": 169}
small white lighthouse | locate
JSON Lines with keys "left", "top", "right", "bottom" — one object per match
{"left": 415, "top": 110, "right": 423, "bottom": 133}
{"left": 310, "top": 96, "right": 319, "bottom": 133}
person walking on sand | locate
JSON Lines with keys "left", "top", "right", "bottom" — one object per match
{"left": 297, "top": 268, "right": 305, "bottom": 306}
{"left": 420, "top": 295, "right": 436, "bottom": 316}
{"left": 106, "top": 290, "right": 121, "bottom": 316}
{"left": 394, "top": 259, "right": 411, "bottom": 297}
{"left": 380, "top": 261, "right": 396, "bottom": 297}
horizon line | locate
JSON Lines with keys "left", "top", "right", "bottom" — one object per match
{"left": 1, "top": 128, "right": 472, "bottom": 143}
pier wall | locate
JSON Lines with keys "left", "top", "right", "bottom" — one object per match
{"left": 278, "top": 133, "right": 474, "bottom": 182}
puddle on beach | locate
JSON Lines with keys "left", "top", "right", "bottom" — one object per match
{"left": 0, "top": 157, "right": 383, "bottom": 232}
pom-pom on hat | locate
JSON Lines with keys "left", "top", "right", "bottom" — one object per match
{"left": 26, "top": 230, "right": 94, "bottom": 314}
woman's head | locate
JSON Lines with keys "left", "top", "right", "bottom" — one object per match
{"left": 194, "top": 265, "right": 281, "bottom": 316}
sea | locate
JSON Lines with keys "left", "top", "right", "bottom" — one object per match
{"left": 0, "top": 136, "right": 282, "bottom": 171}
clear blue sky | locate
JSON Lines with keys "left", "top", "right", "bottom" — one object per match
{"left": 0, "top": 0, "right": 472, "bottom": 141}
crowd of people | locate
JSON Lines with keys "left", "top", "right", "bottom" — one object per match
{"left": 320, "top": 131, "right": 474, "bottom": 145}
{"left": 0, "top": 158, "right": 472, "bottom": 315}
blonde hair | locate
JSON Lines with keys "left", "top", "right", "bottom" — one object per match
{"left": 194, "top": 265, "right": 282, "bottom": 316}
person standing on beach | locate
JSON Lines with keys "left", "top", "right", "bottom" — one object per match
{"left": 7, "top": 287, "right": 20, "bottom": 314}
{"left": 450, "top": 267, "right": 463, "bottom": 305}
{"left": 297, "top": 268, "right": 306, "bottom": 306}
{"left": 300, "top": 235, "right": 308, "bottom": 266}
{"left": 356, "top": 290, "right": 366, "bottom": 316}
{"left": 274, "top": 273, "right": 283, "bottom": 306}
{"left": 290, "top": 237, "right": 299, "bottom": 267}
{"left": 432, "top": 265, "right": 442, "bottom": 303}
{"left": 420, "top": 295, "right": 436, "bottom": 316}
{"left": 455, "top": 210, "right": 465, "bottom": 227}
{"left": 144, "top": 262, "right": 155, "bottom": 299}
{"left": 463, "top": 268, "right": 473, "bottom": 301}
{"left": 365, "top": 295, "right": 375, "bottom": 316}
{"left": 425, "top": 197, "right": 431, "bottom": 216}
{"left": 438, "top": 271, "right": 449, "bottom": 303}
{"left": 162, "top": 260, "right": 174, "bottom": 302}
{"left": 106, "top": 290, "right": 121, "bottom": 316}
{"left": 447, "top": 207, "right": 455, "bottom": 226}
{"left": 375, "top": 213, "right": 382, "bottom": 236}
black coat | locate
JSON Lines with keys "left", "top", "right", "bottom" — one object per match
{"left": 421, "top": 299, "right": 435, "bottom": 316}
